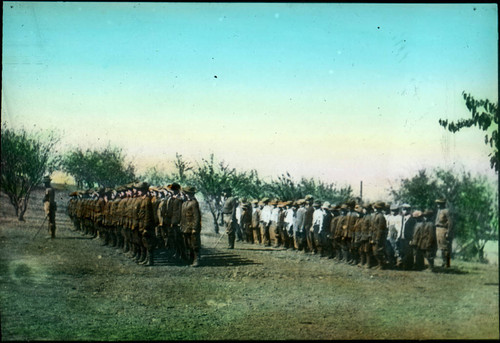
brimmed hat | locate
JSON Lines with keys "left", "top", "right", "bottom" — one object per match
{"left": 390, "top": 203, "right": 399, "bottom": 211}
{"left": 183, "top": 186, "right": 196, "bottom": 194}
{"left": 69, "top": 191, "right": 78, "bottom": 196}
{"left": 435, "top": 198, "right": 446, "bottom": 204}
{"left": 42, "top": 175, "right": 51, "bottom": 183}
{"left": 313, "top": 200, "right": 322, "bottom": 207}
{"left": 401, "top": 203, "right": 411, "bottom": 209}
{"left": 277, "top": 201, "right": 286, "bottom": 208}
{"left": 167, "top": 183, "right": 181, "bottom": 191}
{"left": 373, "top": 201, "right": 385, "bottom": 209}
{"left": 354, "top": 204, "right": 363, "bottom": 213}
{"left": 295, "top": 199, "right": 305, "bottom": 206}
{"left": 133, "top": 181, "right": 149, "bottom": 191}
{"left": 412, "top": 210, "right": 423, "bottom": 218}
{"left": 261, "top": 197, "right": 270, "bottom": 204}
{"left": 340, "top": 204, "right": 348, "bottom": 210}
{"left": 251, "top": 199, "right": 259, "bottom": 204}
{"left": 321, "top": 201, "right": 331, "bottom": 209}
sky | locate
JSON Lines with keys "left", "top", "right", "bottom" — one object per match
{"left": 2, "top": 2, "right": 498, "bottom": 201}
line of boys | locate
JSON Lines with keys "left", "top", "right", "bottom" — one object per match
{"left": 228, "top": 195, "right": 449, "bottom": 270}
{"left": 66, "top": 181, "right": 202, "bottom": 267}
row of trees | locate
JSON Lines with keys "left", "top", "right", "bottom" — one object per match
{"left": 1, "top": 92, "right": 498, "bottom": 261}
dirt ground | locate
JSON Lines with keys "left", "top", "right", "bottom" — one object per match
{"left": 1, "top": 187, "right": 499, "bottom": 341}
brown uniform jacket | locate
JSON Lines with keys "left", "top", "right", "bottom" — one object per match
{"left": 181, "top": 197, "right": 202, "bottom": 234}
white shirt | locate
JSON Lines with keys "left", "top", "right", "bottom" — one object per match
{"left": 313, "top": 208, "right": 324, "bottom": 231}
{"left": 236, "top": 206, "right": 242, "bottom": 225}
{"left": 270, "top": 207, "right": 280, "bottom": 223}
{"left": 260, "top": 205, "right": 272, "bottom": 224}
{"left": 284, "top": 208, "right": 295, "bottom": 230}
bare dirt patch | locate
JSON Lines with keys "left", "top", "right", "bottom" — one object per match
{"left": 1, "top": 188, "right": 499, "bottom": 340}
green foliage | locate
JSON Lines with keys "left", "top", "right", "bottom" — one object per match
{"left": 191, "top": 154, "right": 237, "bottom": 233}
{"left": 391, "top": 168, "right": 498, "bottom": 261}
{"left": 141, "top": 166, "right": 171, "bottom": 187}
{"left": 439, "top": 92, "right": 499, "bottom": 173}
{"left": 390, "top": 169, "right": 439, "bottom": 211}
{"left": 264, "top": 173, "right": 352, "bottom": 204}
{"left": 0, "top": 123, "right": 60, "bottom": 220}
{"left": 61, "top": 144, "right": 135, "bottom": 189}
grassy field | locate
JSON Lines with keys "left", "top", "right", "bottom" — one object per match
{"left": 1, "top": 188, "right": 498, "bottom": 340}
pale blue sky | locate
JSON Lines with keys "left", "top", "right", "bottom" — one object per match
{"left": 2, "top": 2, "right": 498, "bottom": 200}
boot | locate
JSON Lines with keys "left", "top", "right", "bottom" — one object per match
{"left": 446, "top": 255, "right": 451, "bottom": 268}
{"left": 140, "top": 250, "right": 154, "bottom": 266}
{"left": 365, "top": 254, "right": 372, "bottom": 269}
{"left": 191, "top": 251, "right": 200, "bottom": 267}
{"left": 357, "top": 254, "right": 365, "bottom": 268}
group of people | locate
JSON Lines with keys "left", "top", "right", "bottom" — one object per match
{"left": 42, "top": 175, "right": 452, "bottom": 271}
{"left": 65, "top": 181, "right": 202, "bottom": 267}
{"left": 221, "top": 188, "right": 453, "bottom": 270}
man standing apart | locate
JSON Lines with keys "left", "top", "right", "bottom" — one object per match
{"left": 43, "top": 175, "right": 57, "bottom": 239}
{"left": 222, "top": 188, "right": 239, "bottom": 249}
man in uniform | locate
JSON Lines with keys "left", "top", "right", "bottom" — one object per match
{"left": 165, "top": 183, "right": 185, "bottom": 259}
{"left": 358, "top": 203, "right": 373, "bottom": 268}
{"left": 251, "top": 199, "right": 261, "bottom": 244}
{"left": 411, "top": 209, "right": 437, "bottom": 271}
{"left": 240, "top": 199, "right": 253, "bottom": 244}
{"left": 371, "top": 201, "right": 389, "bottom": 270}
{"left": 222, "top": 188, "right": 239, "bottom": 249}
{"left": 42, "top": 175, "right": 57, "bottom": 239}
{"left": 435, "top": 198, "right": 453, "bottom": 268}
{"left": 180, "top": 186, "right": 202, "bottom": 267}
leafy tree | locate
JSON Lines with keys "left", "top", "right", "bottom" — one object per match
{"left": 191, "top": 154, "right": 237, "bottom": 233}
{"left": 61, "top": 145, "right": 135, "bottom": 189}
{"left": 390, "top": 168, "right": 498, "bottom": 261}
{"left": 141, "top": 166, "right": 171, "bottom": 187}
{"left": 172, "top": 153, "right": 193, "bottom": 184}
{"left": 439, "top": 92, "right": 499, "bottom": 173}
{"left": 434, "top": 169, "right": 498, "bottom": 262}
{"left": 0, "top": 123, "right": 60, "bottom": 221}
{"left": 390, "top": 169, "right": 439, "bottom": 211}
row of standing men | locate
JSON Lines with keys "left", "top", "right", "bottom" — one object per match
{"left": 221, "top": 188, "right": 453, "bottom": 270}
{"left": 67, "top": 182, "right": 202, "bottom": 266}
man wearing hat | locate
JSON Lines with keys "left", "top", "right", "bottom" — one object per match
{"left": 42, "top": 175, "right": 57, "bottom": 239}
{"left": 269, "top": 200, "right": 282, "bottom": 248}
{"left": 259, "top": 197, "right": 272, "bottom": 247}
{"left": 251, "top": 200, "right": 261, "bottom": 244}
{"left": 240, "top": 198, "right": 253, "bottom": 244}
{"left": 411, "top": 209, "right": 437, "bottom": 271}
{"left": 293, "top": 199, "right": 306, "bottom": 251}
{"left": 398, "top": 203, "right": 415, "bottom": 270}
{"left": 370, "top": 201, "right": 389, "bottom": 270}
{"left": 180, "top": 186, "right": 202, "bottom": 267}
{"left": 222, "top": 188, "right": 239, "bottom": 249}
{"left": 358, "top": 203, "right": 374, "bottom": 268}
{"left": 435, "top": 198, "right": 453, "bottom": 268}
{"left": 304, "top": 196, "right": 316, "bottom": 254}
{"left": 165, "top": 183, "right": 186, "bottom": 259}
